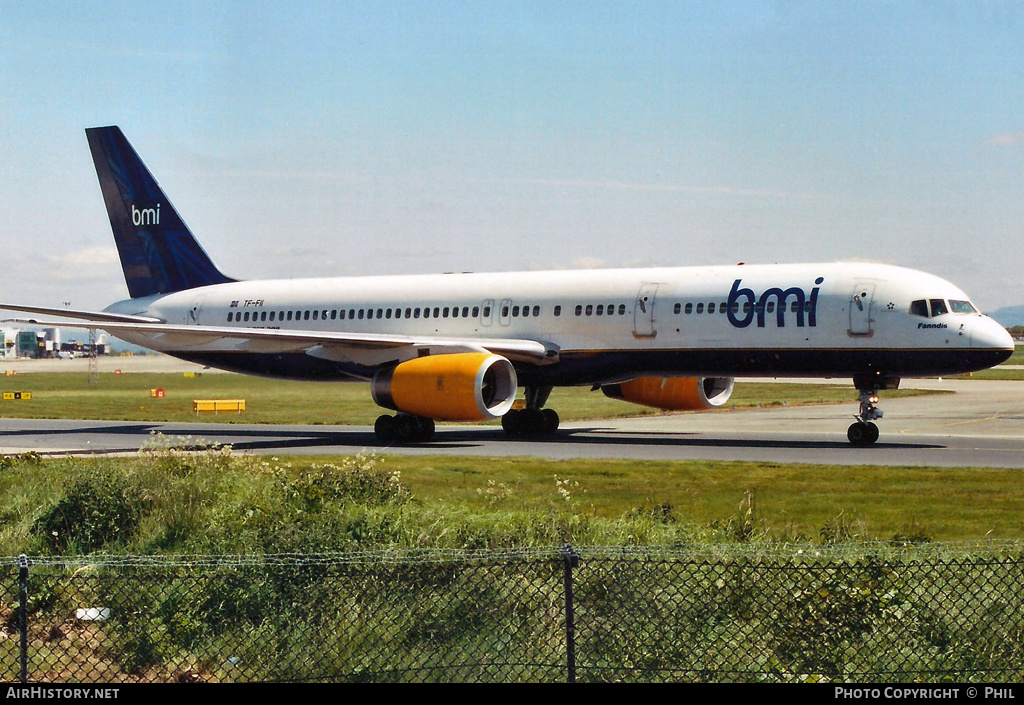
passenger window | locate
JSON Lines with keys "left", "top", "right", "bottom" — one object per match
{"left": 512, "top": 306, "right": 520, "bottom": 317}
{"left": 674, "top": 303, "right": 681, "bottom": 314}
{"left": 685, "top": 303, "right": 693, "bottom": 314}
{"left": 696, "top": 303, "right": 704, "bottom": 314}
{"left": 596, "top": 305, "right": 604, "bottom": 316}
{"left": 474, "top": 307, "right": 481, "bottom": 318}
{"left": 575, "top": 305, "right": 582, "bottom": 316}
{"left": 533, "top": 306, "right": 540, "bottom": 317}
{"left": 463, "top": 307, "right": 470, "bottom": 317}
{"left": 261, "top": 312, "right": 267, "bottom": 321}
{"left": 929, "top": 299, "right": 948, "bottom": 317}
{"left": 585, "top": 305, "right": 593, "bottom": 316}
{"left": 708, "top": 303, "right": 715, "bottom": 314}
{"left": 618, "top": 304, "right": 626, "bottom": 315}
{"left": 554, "top": 305, "right": 561, "bottom": 316}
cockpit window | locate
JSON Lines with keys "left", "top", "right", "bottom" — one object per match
{"left": 909, "top": 300, "right": 929, "bottom": 317}
{"left": 929, "top": 299, "right": 949, "bottom": 317}
{"left": 949, "top": 300, "right": 977, "bottom": 314}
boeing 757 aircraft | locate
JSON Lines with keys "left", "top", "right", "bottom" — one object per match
{"left": 1, "top": 127, "right": 1014, "bottom": 444}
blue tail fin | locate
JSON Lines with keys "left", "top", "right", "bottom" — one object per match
{"left": 86, "top": 126, "right": 236, "bottom": 298}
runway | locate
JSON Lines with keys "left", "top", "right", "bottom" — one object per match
{"left": 0, "top": 378, "right": 1020, "bottom": 468}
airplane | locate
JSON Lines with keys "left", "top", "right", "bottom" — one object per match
{"left": 0, "top": 126, "right": 1014, "bottom": 445}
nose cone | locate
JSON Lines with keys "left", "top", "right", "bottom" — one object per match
{"left": 971, "top": 316, "right": 1015, "bottom": 362}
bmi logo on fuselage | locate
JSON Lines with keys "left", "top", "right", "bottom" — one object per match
{"left": 131, "top": 203, "right": 161, "bottom": 227}
{"left": 727, "top": 277, "right": 824, "bottom": 328}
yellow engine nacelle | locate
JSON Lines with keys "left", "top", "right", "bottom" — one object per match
{"left": 371, "top": 352, "right": 518, "bottom": 421}
{"left": 602, "top": 376, "right": 734, "bottom": 411}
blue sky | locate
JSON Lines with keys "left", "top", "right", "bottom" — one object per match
{"left": 1, "top": 0, "right": 1022, "bottom": 311}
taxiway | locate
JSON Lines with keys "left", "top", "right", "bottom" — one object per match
{"left": 0, "top": 377, "right": 1020, "bottom": 468}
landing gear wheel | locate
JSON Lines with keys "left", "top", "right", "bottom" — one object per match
{"left": 847, "top": 421, "right": 879, "bottom": 446}
{"left": 374, "top": 414, "right": 435, "bottom": 443}
{"left": 501, "top": 408, "right": 559, "bottom": 438}
{"left": 541, "top": 408, "right": 560, "bottom": 435}
{"left": 374, "top": 414, "right": 397, "bottom": 442}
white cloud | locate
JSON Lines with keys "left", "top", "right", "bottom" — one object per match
{"left": 45, "top": 247, "right": 120, "bottom": 281}
{"left": 983, "top": 132, "right": 1024, "bottom": 147}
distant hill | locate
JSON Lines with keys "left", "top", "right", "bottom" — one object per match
{"left": 991, "top": 306, "right": 1024, "bottom": 328}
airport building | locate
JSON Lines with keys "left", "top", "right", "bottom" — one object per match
{"left": 0, "top": 327, "right": 108, "bottom": 359}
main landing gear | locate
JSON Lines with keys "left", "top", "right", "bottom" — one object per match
{"left": 374, "top": 413, "right": 435, "bottom": 443}
{"left": 501, "top": 386, "right": 560, "bottom": 438}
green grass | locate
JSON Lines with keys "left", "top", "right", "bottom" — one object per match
{"left": 961, "top": 367, "right": 1024, "bottom": 380}
{"left": 1, "top": 449, "right": 1021, "bottom": 556}
{"left": 384, "top": 455, "right": 1024, "bottom": 543}
{"left": 0, "top": 371, "right": 933, "bottom": 425}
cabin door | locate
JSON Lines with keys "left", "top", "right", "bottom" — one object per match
{"left": 187, "top": 294, "right": 206, "bottom": 326}
{"left": 848, "top": 283, "right": 875, "bottom": 336}
{"left": 633, "top": 283, "right": 659, "bottom": 339}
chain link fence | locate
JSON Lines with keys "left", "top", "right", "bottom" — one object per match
{"left": 3, "top": 542, "right": 1024, "bottom": 683}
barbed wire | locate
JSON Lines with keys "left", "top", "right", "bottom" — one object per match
{"left": 6, "top": 539, "right": 1024, "bottom": 569}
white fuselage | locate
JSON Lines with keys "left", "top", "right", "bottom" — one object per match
{"left": 104, "top": 261, "right": 1013, "bottom": 386}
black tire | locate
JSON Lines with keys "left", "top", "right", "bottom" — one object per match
{"left": 374, "top": 414, "right": 396, "bottom": 442}
{"left": 847, "top": 422, "right": 878, "bottom": 446}
{"left": 541, "top": 408, "right": 560, "bottom": 435}
{"left": 501, "top": 410, "right": 522, "bottom": 436}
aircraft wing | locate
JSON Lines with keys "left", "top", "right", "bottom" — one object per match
{"left": 0, "top": 302, "right": 163, "bottom": 324}
{"left": 0, "top": 306, "right": 559, "bottom": 366}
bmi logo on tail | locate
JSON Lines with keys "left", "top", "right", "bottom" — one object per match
{"left": 131, "top": 203, "right": 161, "bottom": 226}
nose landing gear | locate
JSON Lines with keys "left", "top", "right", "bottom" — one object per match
{"left": 847, "top": 376, "right": 898, "bottom": 445}
{"left": 848, "top": 388, "right": 882, "bottom": 445}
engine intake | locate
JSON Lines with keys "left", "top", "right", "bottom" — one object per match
{"left": 602, "top": 376, "right": 734, "bottom": 411}
{"left": 371, "top": 352, "right": 518, "bottom": 421}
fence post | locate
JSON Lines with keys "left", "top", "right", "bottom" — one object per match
{"left": 18, "top": 554, "right": 28, "bottom": 684}
{"left": 561, "top": 544, "right": 579, "bottom": 683}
